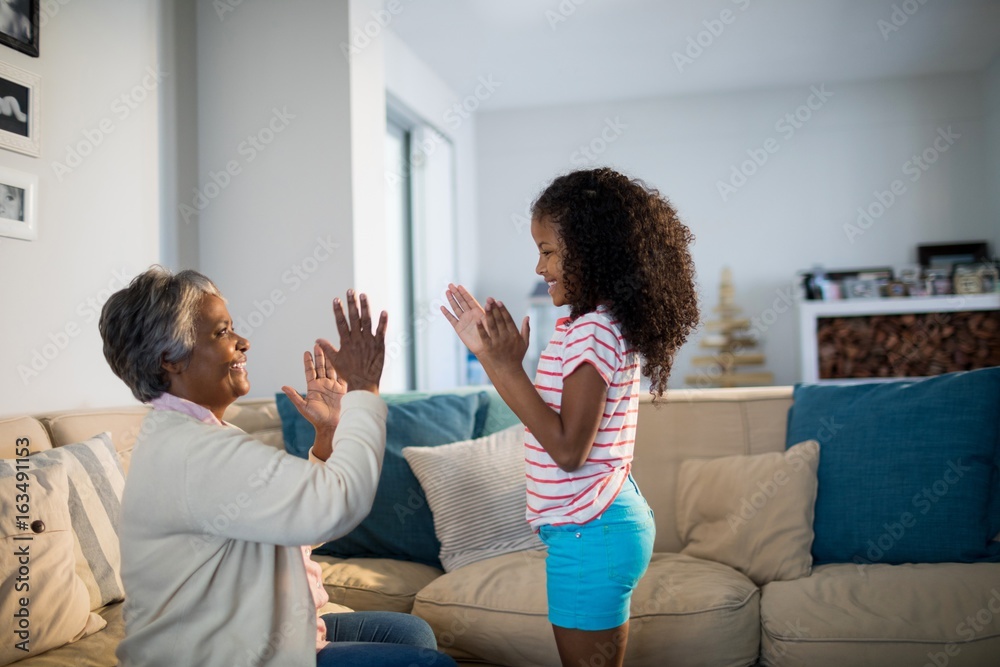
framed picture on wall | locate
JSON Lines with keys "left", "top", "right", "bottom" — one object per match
{"left": 0, "top": 164, "right": 37, "bottom": 240}
{"left": 0, "top": 59, "right": 38, "bottom": 156}
{"left": 0, "top": 0, "right": 39, "bottom": 57}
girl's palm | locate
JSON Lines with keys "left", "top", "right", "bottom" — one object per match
{"left": 441, "top": 283, "right": 488, "bottom": 354}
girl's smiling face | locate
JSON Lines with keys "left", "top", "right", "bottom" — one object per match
{"left": 531, "top": 215, "right": 568, "bottom": 307}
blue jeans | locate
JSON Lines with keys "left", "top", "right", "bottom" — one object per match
{"left": 315, "top": 612, "right": 457, "bottom": 667}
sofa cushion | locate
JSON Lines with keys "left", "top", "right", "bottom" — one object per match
{"left": 43, "top": 408, "right": 149, "bottom": 453}
{"left": 403, "top": 425, "right": 543, "bottom": 572}
{"left": 632, "top": 387, "right": 794, "bottom": 554}
{"left": 0, "top": 433, "right": 126, "bottom": 610}
{"left": 294, "top": 393, "right": 488, "bottom": 566}
{"left": 760, "top": 562, "right": 1000, "bottom": 667}
{"left": 7, "top": 602, "right": 124, "bottom": 667}
{"left": 677, "top": 440, "right": 819, "bottom": 586}
{"left": 0, "top": 416, "right": 52, "bottom": 458}
{"left": 412, "top": 551, "right": 760, "bottom": 667}
{"left": 312, "top": 555, "right": 442, "bottom": 614}
{"left": 787, "top": 368, "right": 1000, "bottom": 565}
{"left": 0, "top": 464, "right": 107, "bottom": 665}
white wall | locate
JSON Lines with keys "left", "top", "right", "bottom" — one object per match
{"left": 985, "top": 55, "right": 1000, "bottom": 255}
{"left": 475, "top": 73, "right": 996, "bottom": 387}
{"left": 196, "top": 0, "right": 386, "bottom": 401}
{"left": 0, "top": 0, "right": 162, "bottom": 414}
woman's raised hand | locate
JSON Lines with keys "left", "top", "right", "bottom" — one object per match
{"left": 441, "top": 283, "right": 489, "bottom": 355}
{"left": 280, "top": 343, "right": 348, "bottom": 434}
{"left": 317, "top": 290, "right": 387, "bottom": 394}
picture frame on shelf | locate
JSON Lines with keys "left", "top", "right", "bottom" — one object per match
{"left": 0, "top": 60, "right": 39, "bottom": 156}
{"left": 924, "top": 269, "right": 953, "bottom": 296}
{"left": 0, "top": 163, "right": 37, "bottom": 241}
{"left": 843, "top": 278, "right": 880, "bottom": 299}
{"left": 894, "top": 264, "right": 921, "bottom": 284}
{"left": 0, "top": 0, "right": 38, "bottom": 58}
{"left": 798, "top": 267, "right": 892, "bottom": 300}
{"left": 917, "top": 241, "right": 990, "bottom": 270}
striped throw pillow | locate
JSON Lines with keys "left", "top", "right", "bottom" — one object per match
{"left": 0, "top": 463, "right": 107, "bottom": 664}
{"left": 402, "top": 425, "right": 544, "bottom": 572}
{"left": 0, "top": 433, "right": 125, "bottom": 610}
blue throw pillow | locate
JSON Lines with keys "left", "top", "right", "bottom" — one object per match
{"left": 276, "top": 391, "right": 489, "bottom": 566}
{"left": 786, "top": 367, "right": 1000, "bottom": 566}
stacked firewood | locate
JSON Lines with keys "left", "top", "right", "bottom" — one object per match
{"left": 817, "top": 311, "right": 1000, "bottom": 379}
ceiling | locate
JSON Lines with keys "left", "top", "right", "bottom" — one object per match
{"left": 388, "top": 0, "right": 1000, "bottom": 111}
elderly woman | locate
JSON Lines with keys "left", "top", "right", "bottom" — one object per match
{"left": 99, "top": 267, "right": 456, "bottom": 667}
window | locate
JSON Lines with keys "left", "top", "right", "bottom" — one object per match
{"left": 385, "top": 106, "right": 462, "bottom": 391}
{"left": 382, "top": 119, "right": 415, "bottom": 391}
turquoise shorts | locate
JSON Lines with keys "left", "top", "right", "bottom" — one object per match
{"left": 537, "top": 477, "right": 655, "bottom": 631}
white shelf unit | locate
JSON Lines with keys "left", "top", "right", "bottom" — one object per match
{"left": 797, "top": 294, "right": 1000, "bottom": 383}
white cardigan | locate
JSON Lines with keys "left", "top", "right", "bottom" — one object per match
{"left": 115, "top": 391, "right": 387, "bottom": 667}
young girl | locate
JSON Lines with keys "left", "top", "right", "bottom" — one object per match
{"left": 442, "top": 167, "right": 698, "bottom": 667}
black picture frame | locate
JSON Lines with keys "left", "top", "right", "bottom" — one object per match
{"left": 917, "top": 241, "right": 990, "bottom": 270}
{"left": 0, "top": 61, "right": 38, "bottom": 156}
{"left": 0, "top": 0, "right": 39, "bottom": 58}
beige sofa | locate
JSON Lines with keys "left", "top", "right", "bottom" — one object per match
{"left": 3, "top": 387, "right": 999, "bottom": 667}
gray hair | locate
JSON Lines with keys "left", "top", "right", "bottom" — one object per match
{"left": 99, "top": 266, "right": 224, "bottom": 403}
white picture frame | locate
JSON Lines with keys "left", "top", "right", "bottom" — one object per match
{"left": 0, "top": 164, "right": 37, "bottom": 241}
{"left": 0, "top": 60, "right": 39, "bottom": 157}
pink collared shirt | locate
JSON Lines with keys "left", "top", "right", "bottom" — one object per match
{"left": 149, "top": 393, "right": 330, "bottom": 650}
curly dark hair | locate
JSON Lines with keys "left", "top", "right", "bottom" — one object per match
{"left": 532, "top": 168, "right": 699, "bottom": 397}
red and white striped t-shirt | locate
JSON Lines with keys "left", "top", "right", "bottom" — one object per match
{"left": 525, "top": 305, "right": 640, "bottom": 530}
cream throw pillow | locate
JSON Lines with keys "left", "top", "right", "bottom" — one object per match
{"left": 0, "top": 463, "right": 106, "bottom": 665}
{"left": 0, "top": 433, "right": 126, "bottom": 610}
{"left": 676, "top": 440, "right": 820, "bottom": 586}
{"left": 402, "top": 425, "right": 544, "bottom": 572}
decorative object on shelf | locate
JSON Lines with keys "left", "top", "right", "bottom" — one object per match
{"left": 0, "top": 0, "right": 38, "bottom": 57}
{"left": 979, "top": 262, "right": 999, "bottom": 294}
{"left": 843, "top": 278, "right": 879, "bottom": 300}
{"left": 0, "top": 59, "right": 38, "bottom": 156}
{"left": 925, "top": 269, "right": 953, "bottom": 296}
{"left": 953, "top": 264, "right": 985, "bottom": 295}
{"left": 686, "top": 267, "right": 773, "bottom": 388}
{"left": 885, "top": 281, "right": 908, "bottom": 298}
{"left": 798, "top": 267, "right": 892, "bottom": 300}
{"left": 0, "top": 163, "right": 36, "bottom": 240}
{"left": 917, "top": 241, "right": 990, "bottom": 270}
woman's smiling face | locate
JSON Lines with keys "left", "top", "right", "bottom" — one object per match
{"left": 163, "top": 294, "right": 250, "bottom": 419}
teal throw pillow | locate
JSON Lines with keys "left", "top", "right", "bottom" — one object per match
{"left": 786, "top": 368, "right": 1000, "bottom": 566}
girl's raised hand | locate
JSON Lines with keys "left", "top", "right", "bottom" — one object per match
{"left": 477, "top": 298, "right": 530, "bottom": 368}
{"left": 441, "top": 283, "right": 489, "bottom": 355}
